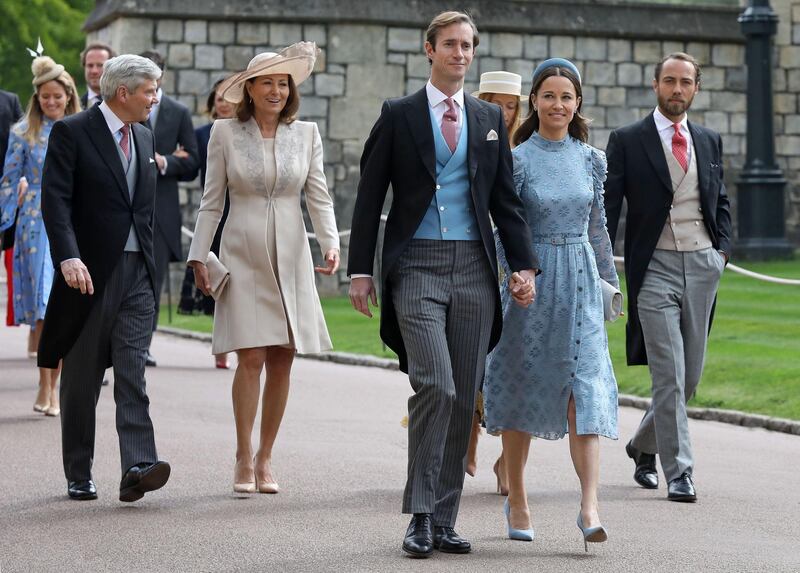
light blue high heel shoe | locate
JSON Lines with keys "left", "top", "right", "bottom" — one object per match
{"left": 504, "top": 499, "right": 534, "bottom": 541}
{"left": 576, "top": 512, "right": 608, "bottom": 552}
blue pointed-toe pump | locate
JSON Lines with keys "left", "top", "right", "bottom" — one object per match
{"left": 504, "top": 499, "right": 535, "bottom": 541}
{"left": 576, "top": 512, "right": 608, "bottom": 552}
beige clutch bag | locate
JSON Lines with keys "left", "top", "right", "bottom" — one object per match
{"left": 205, "top": 252, "right": 230, "bottom": 300}
{"left": 600, "top": 279, "right": 623, "bottom": 322}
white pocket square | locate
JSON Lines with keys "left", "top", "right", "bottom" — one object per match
{"left": 486, "top": 129, "right": 498, "bottom": 141}
{"left": 149, "top": 157, "right": 155, "bottom": 164}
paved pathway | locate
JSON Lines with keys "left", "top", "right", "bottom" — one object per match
{"left": 1, "top": 324, "right": 798, "bottom": 572}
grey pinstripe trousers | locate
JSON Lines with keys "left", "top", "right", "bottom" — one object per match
{"left": 60, "top": 252, "right": 159, "bottom": 481}
{"left": 390, "top": 240, "right": 495, "bottom": 527}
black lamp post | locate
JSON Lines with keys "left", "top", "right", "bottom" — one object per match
{"left": 736, "top": 0, "right": 793, "bottom": 259}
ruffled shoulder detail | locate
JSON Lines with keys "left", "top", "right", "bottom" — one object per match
{"left": 590, "top": 145, "right": 607, "bottom": 186}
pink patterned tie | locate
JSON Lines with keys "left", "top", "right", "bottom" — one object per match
{"left": 442, "top": 97, "right": 458, "bottom": 153}
{"left": 672, "top": 123, "right": 688, "bottom": 172}
{"left": 120, "top": 124, "right": 131, "bottom": 162}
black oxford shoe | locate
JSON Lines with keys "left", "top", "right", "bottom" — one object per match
{"left": 667, "top": 472, "right": 697, "bottom": 502}
{"left": 119, "top": 461, "right": 171, "bottom": 502}
{"left": 433, "top": 526, "right": 471, "bottom": 554}
{"left": 626, "top": 441, "right": 658, "bottom": 489}
{"left": 68, "top": 480, "right": 97, "bottom": 500}
{"left": 402, "top": 513, "right": 434, "bottom": 558}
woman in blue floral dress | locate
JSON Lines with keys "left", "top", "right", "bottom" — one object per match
{"left": 0, "top": 55, "right": 80, "bottom": 415}
{"left": 483, "top": 59, "right": 619, "bottom": 548}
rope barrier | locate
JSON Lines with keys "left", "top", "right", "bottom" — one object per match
{"left": 181, "top": 225, "right": 798, "bottom": 285}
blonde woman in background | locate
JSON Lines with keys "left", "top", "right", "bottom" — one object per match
{"left": 0, "top": 52, "right": 80, "bottom": 416}
{"left": 465, "top": 71, "right": 526, "bottom": 492}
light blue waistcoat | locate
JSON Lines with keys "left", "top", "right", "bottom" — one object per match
{"left": 412, "top": 105, "right": 479, "bottom": 241}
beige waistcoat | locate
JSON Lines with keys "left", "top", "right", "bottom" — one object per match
{"left": 656, "top": 140, "right": 712, "bottom": 251}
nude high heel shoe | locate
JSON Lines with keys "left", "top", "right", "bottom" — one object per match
{"left": 493, "top": 457, "right": 509, "bottom": 496}
{"left": 254, "top": 457, "right": 279, "bottom": 494}
{"left": 233, "top": 460, "right": 256, "bottom": 494}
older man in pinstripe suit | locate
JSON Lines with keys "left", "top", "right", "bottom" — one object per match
{"left": 40, "top": 55, "right": 170, "bottom": 502}
{"left": 348, "top": 12, "right": 538, "bottom": 558}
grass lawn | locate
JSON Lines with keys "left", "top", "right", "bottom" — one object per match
{"left": 159, "top": 259, "right": 800, "bottom": 420}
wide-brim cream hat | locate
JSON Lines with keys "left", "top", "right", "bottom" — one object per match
{"left": 219, "top": 41, "right": 319, "bottom": 104}
{"left": 472, "top": 71, "right": 526, "bottom": 100}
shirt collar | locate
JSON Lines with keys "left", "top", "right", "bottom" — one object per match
{"left": 98, "top": 101, "right": 126, "bottom": 135}
{"left": 426, "top": 81, "right": 464, "bottom": 110}
{"left": 87, "top": 87, "right": 100, "bottom": 101}
{"left": 653, "top": 106, "right": 688, "bottom": 134}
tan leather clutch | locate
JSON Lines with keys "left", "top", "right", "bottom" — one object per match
{"left": 205, "top": 252, "right": 230, "bottom": 300}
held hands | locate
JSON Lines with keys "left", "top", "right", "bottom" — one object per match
{"left": 61, "top": 259, "right": 94, "bottom": 295}
{"left": 314, "top": 248, "right": 340, "bottom": 276}
{"left": 349, "top": 276, "right": 378, "bottom": 318}
{"left": 190, "top": 260, "right": 211, "bottom": 296}
{"left": 172, "top": 145, "right": 189, "bottom": 160}
{"left": 509, "top": 269, "right": 537, "bottom": 308}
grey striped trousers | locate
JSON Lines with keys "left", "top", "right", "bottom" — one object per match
{"left": 60, "top": 252, "right": 159, "bottom": 481}
{"left": 390, "top": 240, "right": 495, "bottom": 527}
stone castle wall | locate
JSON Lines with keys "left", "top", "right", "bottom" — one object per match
{"left": 84, "top": 1, "right": 800, "bottom": 293}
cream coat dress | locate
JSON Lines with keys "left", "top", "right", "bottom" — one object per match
{"left": 187, "top": 117, "right": 339, "bottom": 354}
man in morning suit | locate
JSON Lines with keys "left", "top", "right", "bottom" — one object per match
{"left": 40, "top": 55, "right": 171, "bottom": 502}
{"left": 139, "top": 50, "right": 199, "bottom": 366}
{"left": 604, "top": 52, "right": 732, "bottom": 503}
{"left": 79, "top": 42, "right": 116, "bottom": 109}
{"left": 348, "top": 11, "right": 538, "bottom": 557}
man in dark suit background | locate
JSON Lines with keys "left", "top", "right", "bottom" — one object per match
{"left": 604, "top": 52, "right": 732, "bottom": 503}
{"left": 348, "top": 11, "right": 537, "bottom": 558}
{"left": 139, "top": 50, "right": 199, "bottom": 366}
{"left": 79, "top": 42, "right": 116, "bottom": 109}
{"left": 40, "top": 54, "right": 171, "bottom": 502}
{"left": 0, "top": 89, "right": 24, "bottom": 324}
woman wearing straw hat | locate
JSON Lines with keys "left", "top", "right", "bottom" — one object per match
{"left": 188, "top": 42, "right": 340, "bottom": 494}
{"left": 483, "top": 59, "right": 618, "bottom": 548}
{"left": 465, "top": 70, "right": 526, "bottom": 491}
{"left": 0, "top": 51, "right": 80, "bottom": 416}
{"left": 473, "top": 70, "right": 525, "bottom": 144}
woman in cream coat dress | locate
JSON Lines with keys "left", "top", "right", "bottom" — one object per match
{"left": 188, "top": 43, "right": 340, "bottom": 494}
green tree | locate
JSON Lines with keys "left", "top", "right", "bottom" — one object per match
{"left": 0, "top": 0, "right": 94, "bottom": 105}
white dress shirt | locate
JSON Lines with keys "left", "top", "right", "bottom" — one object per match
{"left": 86, "top": 87, "right": 102, "bottom": 108}
{"left": 653, "top": 106, "right": 693, "bottom": 165}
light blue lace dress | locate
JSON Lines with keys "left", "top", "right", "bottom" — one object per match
{"left": 0, "top": 119, "right": 55, "bottom": 326}
{"left": 484, "top": 132, "right": 619, "bottom": 439}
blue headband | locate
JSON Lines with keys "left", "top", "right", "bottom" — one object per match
{"left": 532, "top": 58, "right": 581, "bottom": 87}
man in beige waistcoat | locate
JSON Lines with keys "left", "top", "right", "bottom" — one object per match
{"left": 604, "top": 53, "right": 732, "bottom": 502}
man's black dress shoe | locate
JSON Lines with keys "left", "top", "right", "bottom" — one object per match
{"left": 626, "top": 441, "right": 658, "bottom": 489}
{"left": 433, "top": 526, "right": 471, "bottom": 554}
{"left": 402, "top": 513, "right": 433, "bottom": 558}
{"left": 667, "top": 472, "right": 697, "bottom": 502}
{"left": 145, "top": 352, "right": 157, "bottom": 367}
{"left": 68, "top": 480, "right": 97, "bottom": 500}
{"left": 119, "top": 461, "right": 171, "bottom": 502}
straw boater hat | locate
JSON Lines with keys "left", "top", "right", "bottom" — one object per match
{"left": 472, "top": 71, "right": 526, "bottom": 100}
{"left": 219, "top": 41, "right": 319, "bottom": 104}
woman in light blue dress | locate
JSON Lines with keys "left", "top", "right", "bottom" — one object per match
{"left": 0, "top": 54, "right": 80, "bottom": 415}
{"left": 483, "top": 59, "right": 619, "bottom": 549}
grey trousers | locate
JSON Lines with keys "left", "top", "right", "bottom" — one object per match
{"left": 60, "top": 252, "right": 159, "bottom": 481}
{"left": 632, "top": 247, "right": 724, "bottom": 482}
{"left": 391, "top": 240, "right": 495, "bottom": 527}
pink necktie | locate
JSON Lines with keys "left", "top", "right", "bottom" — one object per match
{"left": 442, "top": 98, "right": 458, "bottom": 153}
{"left": 671, "top": 123, "right": 688, "bottom": 172}
{"left": 120, "top": 124, "right": 131, "bottom": 162}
